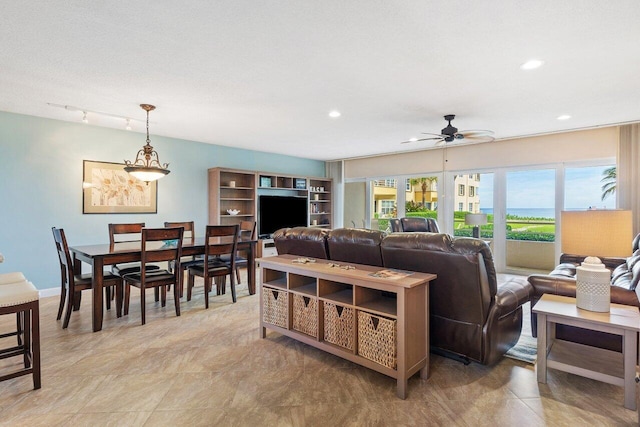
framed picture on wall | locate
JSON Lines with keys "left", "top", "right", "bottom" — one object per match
{"left": 82, "top": 160, "right": 158, "bottom": 214}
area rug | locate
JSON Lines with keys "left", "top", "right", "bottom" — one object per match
{"left": 504, "top": 301, "right": 537, "bottom": 364}
{"left": 505, "top": 333, "right": 537, "bottom": 364}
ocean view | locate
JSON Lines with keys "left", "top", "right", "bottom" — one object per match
{"left": 480, "top": 208, "right": 555, "bottom": 219}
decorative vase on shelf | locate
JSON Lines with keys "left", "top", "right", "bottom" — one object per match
{"left": 226, "top": 209, "right": 240, "bottom": 216}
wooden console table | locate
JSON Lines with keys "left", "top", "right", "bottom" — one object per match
{"left": 533, "top": 294, "right": 640, "bottom": 410}
{"left": 258, "top": 254, "right": 436, "bottom": 399}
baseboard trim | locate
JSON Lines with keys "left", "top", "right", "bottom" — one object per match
{"left": 39, "top": 287, "right": 60, "bottom": 298}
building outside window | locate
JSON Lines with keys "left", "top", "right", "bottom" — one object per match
{"left": 469, "top": 202, "right": 473, "bottom": 212}
{"left": 469, "top": 186, "right": 475, "bottom": 197}
{"left": 380, "top": 200, "right": 395, "bottom": 216}
{"left": 458, "top": 184, "right": 465, "bottom": 196}
{"left": 405, "top": 179, "right": 411, "bottom": 191}
{"left": 458, "top": 202, "right": 464, "bottom": 211}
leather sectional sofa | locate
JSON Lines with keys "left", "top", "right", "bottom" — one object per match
{"left": 528, "top": 233, "right": 640, "bottom": 351}
{"left": 272, "top": 227, "right": 532, "bottom": 365}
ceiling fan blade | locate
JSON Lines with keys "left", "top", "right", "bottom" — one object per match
{"left": 400, "top": 136, "right": 443, "bottom": 144}
{"left": 462, "top": 135, "right": 496, "bottom": 143}
{"left": 458, "top": 130, "right": 494, "bottom": 138}
{"left": 421, "top": 132, "right": 446, "bottom": 137}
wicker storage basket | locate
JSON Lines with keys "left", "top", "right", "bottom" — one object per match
{"left": 357, "top": 311, "right": 397, "bottom": 369}
{"left": 323, "top": 301, "right": 354, "bottom": 350}
{"left": 262, "top": 287, "right": 288, "bottom": 329}
{"left": 292, "top": 294, "right": 318, "bottom": 337}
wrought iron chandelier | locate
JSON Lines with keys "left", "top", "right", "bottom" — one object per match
{"left": 124, "top": 104, "right": 170, "bottom": 183}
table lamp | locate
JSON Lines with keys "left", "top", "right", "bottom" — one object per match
{"left": 561, "top": 210, "right": 632, "bottom": 312}
{"left": 465, "top": 213, "right": 488, "bottom": 238}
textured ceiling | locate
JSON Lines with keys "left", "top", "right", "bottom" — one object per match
{"left": 1, "top": 1, "right": 639, "bottom": 161}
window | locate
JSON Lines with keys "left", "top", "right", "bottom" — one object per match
{"left": 405, "top": 179, "right": 411, "bottom": 191}
{"left": 458, "top": 184, "right": 465, "bottom": 196}
{"left": 469, "top": 203, "right": 473, "bottom": 212}
{"left": 469, "top": 186, "right": 475, "bottom": 197}
{"left": 458, "top": 202, "right": 464, "bottom": 212}
{"left": 380, "top": 200, "right": 395, "bottom": 216}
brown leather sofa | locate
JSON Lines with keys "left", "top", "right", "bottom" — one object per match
{"left": 273, "top": 227, "right": 532, "bottom": 365}
{"left": 528, "top": 233, "right": 640, "bottom": 352}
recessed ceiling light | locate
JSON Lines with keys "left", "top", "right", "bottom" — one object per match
{"left": 328, "top": 110, "right": 341, "bottom": 118}
{"left": 520, "top": 59, "right": 544, "bottom": 70}
{"left": 557, "top": 115, "right": 572, "bottom": 120}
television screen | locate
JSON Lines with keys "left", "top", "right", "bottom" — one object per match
{"left": 259, "top": 195, "right": 308, "bottom": 237}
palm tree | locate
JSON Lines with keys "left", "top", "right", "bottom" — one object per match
{"left": 410, "top": 177, "right": 437, "bottom": 208}
{"left": 601, "top": 166, "right": 616, "bottom": 201}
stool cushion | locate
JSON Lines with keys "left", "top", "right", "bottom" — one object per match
{"left": 0, "top": 272, "right": 27, "bottom": 286}
{"left": 0, "top": 281, "right": 39, "bottom": 307}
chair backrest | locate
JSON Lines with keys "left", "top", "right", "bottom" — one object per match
{"left": 204, "top": 225, "right": 239, "bottom": 260}
{"left": 109, "top": 223, "right": 146, "bottom": 246}
{"left": 164, "top": 221, "right": 195, "bottom": 244}
{"left": 239, "top": 221, "right": 257, "bottom": 240}
{"left": 426, "top": 218, "right": 440, "bottom": 233}
{"left": 389, "top": 218, "right": 402, "bottom": 232}
{"left": 52, "top": 227, "right": 74, "bottom": 286}
{"left": 139, "top": 227, "right": 184, "bottom": 282}
{"left": 400, "top": 217, "right": 429, "bottom": 232}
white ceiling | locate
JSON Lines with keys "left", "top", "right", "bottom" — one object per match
{"left": 2, "top": 1, "right": 639, "bottom": 161}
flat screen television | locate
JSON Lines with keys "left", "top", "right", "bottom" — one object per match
{"left": 259, "top": 195, "right": 308, "bottom": 237}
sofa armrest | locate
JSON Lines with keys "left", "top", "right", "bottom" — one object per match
{"left": 494, "top": 278, "right": 532, "bottom": 315}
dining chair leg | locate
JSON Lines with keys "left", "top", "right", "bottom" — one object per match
{"left": 235, "top": 267, "right": 241, "bottom": 285}
{"left": 73, "top": 291, "right": 82, "bottom": 311}
{"left": 115, "top": 280, "right": 123, "bottom": 318}
{"left": 173, "top": 283, "right": 181, "bottom": 317}
{"left": 56, "top": 285, "right": 66, "bottom": 320}
{"left": 230, "top": 273, "right": 237, "bottom": 303}
{"left": 105, "top": 286, "right": 111, "bottom": 310}
{"left": 140, "top": 285, "right": 146, "bottom": 325}
{"left": 62, "top": 284, "right": 74, "bottom": 329}
{"left": 161, "top": 286, "right": 167, "bottom": 308}
{"left": 187, "top": 273, "right": 194, "bottom": 301}
{"left": 124, "top": 283, "right": 131, "bottom": 316}
{"left": 154, "top": 287, "right": 160, "bottom": 303}
{"left": 205, "top": 277, "right": 211, "bottom": 309}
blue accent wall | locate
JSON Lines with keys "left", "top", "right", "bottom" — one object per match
{"left": 0, "top": 111, "right": 324, "bottom": 289}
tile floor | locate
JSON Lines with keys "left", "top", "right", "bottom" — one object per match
{"left": 0, "top": 273, "right": 637, "bottom": 426}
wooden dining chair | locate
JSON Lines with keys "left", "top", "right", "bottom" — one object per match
{"left": 108, "top": 222, "right": 161, "bottom": 276}
{"left": 187, "top": 225, "right": 239, "bottom": 307}
{"left": 52, "top": 227, "right": 124, "bottom": 328}
{"left": 219, "top": 221, "right": 256, "bottom": 292}
{"left": 164, "top": 221, "right": 200, "bottom": 296}
{"left": 122, "top": 227, "right": 184, "bottom": 325}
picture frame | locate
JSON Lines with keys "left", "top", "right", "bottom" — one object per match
{"left": 295, "top": 178, "right": 307, "bottom": 189}
{"left": 82, "top": 160, "right": 158, "bottom": 214}
{"left": 260, "top": 176, "right": 272, "bottom": 187}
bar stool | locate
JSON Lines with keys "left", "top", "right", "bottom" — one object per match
{"left": 0, "top": 276, "right": 41, "bottom": 389}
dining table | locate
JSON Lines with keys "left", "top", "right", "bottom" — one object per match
{"left": 69, "top": 236, "right": 258, "bottom": 332}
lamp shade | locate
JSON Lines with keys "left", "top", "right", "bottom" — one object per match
{"left": 465, "top": 213, "right": 488, "bottom": 226}
{"left": 561, "top": 210, "right": 632, "bottom": 258}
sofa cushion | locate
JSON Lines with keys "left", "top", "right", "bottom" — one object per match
{"left": 272, "top": 227, "right": 329, "bottom": 259}
{"left": 326, "top": 228, "right": 385, "bottom": 266}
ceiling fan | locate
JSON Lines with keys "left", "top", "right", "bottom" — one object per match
{"left": 401, "top": 114, "right": 495, "bottom": 145}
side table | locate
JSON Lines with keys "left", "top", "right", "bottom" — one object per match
{"left": 533, "top": 294, "right": 640, "bottom": 410}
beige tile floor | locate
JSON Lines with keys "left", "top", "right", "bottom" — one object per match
{"left": 0, "top": 273, "right": 637, "bottom": 426}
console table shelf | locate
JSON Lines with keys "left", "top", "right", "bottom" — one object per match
{"left": 259, "top": 254, "right": 436, "bottom": 399}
